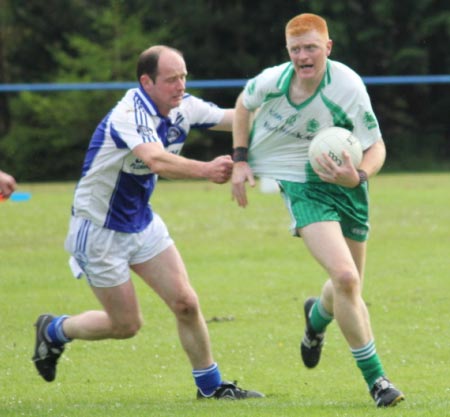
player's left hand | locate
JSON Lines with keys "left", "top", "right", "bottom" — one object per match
{"left": 231, "top": 162, "right": 255, "bottom": 207}
{"left": 315, "top": 151, "right": 360, "bottom": 188}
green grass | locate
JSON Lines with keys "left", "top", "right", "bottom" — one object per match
{"left": 0, "top": 173, "right": 449, "bottom": 416}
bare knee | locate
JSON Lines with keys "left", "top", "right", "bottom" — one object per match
{"left": 171, "top": 291, "right": 201, "bottom": 321}
{"left": 332, "top": 268, "right": 361, "bottom": 296}
{"left": 111, "top": 317, "right": 143, "bottom": 339}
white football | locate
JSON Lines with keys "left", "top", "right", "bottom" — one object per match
{"left": 309, "top": 127, "right": 362, "bottom": 173}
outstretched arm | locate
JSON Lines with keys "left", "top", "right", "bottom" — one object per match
{"left": 133, "top": 142, "right": 233, "bottom": 184}
{"left": 208, "top": 109, "right": 234, "bottom": 132}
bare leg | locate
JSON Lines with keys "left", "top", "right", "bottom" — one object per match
{"left": 62, "top": 280, "right": 143, "bottom": 340}
{"left": 131, "top": 244, "right": 214, "bottom": 369}
{"left": 319, "top": 237, "right": 367, "bottom": 315}
{"left": 300, "top": 221, "right": 372, "bottom": 348}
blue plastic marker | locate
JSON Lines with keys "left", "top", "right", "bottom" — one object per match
{"left": 9, "top": 191, "right": 32, "bottom": 202}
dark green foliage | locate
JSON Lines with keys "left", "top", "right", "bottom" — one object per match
{"left": 0, "top": 0, "right": 449, "bottom": 180}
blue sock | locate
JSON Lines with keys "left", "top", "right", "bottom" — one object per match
{"left": 46, "top": 315, "right": 71, "bottom": 345}
{"left": 192, "top": 363, "right": 222, "bottom": 396}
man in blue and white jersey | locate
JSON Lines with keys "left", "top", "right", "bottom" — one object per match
{"left": 32, "top": 45, "right": 263, "bottom": 400}
{"left": 231, "top": 14, "right": 404, "bottom": 407}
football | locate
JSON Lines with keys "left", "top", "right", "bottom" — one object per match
{"left": 308, "top": 127, "right": 362, "bottom": 173}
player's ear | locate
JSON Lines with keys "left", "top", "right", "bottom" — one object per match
{"left": 326, "top": 39, "right": 333, "bottom": 57}
{"left": 140, "top": 74, "right": 154, "bottom": 89}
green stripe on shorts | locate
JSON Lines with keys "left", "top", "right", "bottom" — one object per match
{"left": 279, "top": 180, "right": 370, "bottom": 242}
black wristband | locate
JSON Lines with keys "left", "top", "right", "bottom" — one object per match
{"left": 357, "top": 169, "right": 368, "bottom": 185}
{"left": 232, "top": 147, "right": 248, "bottom": 162}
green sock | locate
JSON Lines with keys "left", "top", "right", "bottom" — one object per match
{"left": 352, "top": 340, "right": 385, "bottom": 389}
{"left": 309, "top": 298, "right": 333, "bottom": 333}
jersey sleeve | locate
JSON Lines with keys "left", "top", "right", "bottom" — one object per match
{"left": 242, "top": 63, "right": 291, "bottom": 111}
{"left": 331, "top": 66, "right": 382, "bottom": 150}
{"left": 180, "top": 94, "right": 225, "bottom": 129}
{"left": 352, "top": 86, "right": 382, "bottom": 150}
{"left": 342, "top": 80, "right": 381, "bottom": 150}
{"left": 108, "top": 98, "right": 161, "bottom": 151}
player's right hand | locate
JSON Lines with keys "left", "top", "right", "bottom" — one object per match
{"left": 231, "top": 162, "right": 255, "bottom": 208}
{"left": 206, "top": 155, "right": 233, "bottom": 184}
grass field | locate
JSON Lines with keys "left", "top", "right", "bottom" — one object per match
{"left": 0, "top": 173, "right": 449, "bottom": 417}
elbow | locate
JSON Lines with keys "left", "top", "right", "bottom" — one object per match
{"left": 133, "top": 143, "right": 168, "bottom": 176}
{"left": 138, "top": 147, "right": 166, "bottom": 176}
{"left": 362, "top": 139, "right": 386, "bottom": 175}
{"left": 145, "top": 158, "right": 165, "bottom": 176}
{"left": 375, "top": 139, "right": 387, "bottom": 166}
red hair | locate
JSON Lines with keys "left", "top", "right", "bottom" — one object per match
{"left": 285, "top": 13, "right": 329, "bottom": 39}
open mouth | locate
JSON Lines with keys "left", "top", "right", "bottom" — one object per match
{"left": 300, "top": 64, "right": 313, "bottom": 69}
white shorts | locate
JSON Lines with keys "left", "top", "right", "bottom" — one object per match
{"left": 64, "top": 213, "right": 174, "bottom": 287}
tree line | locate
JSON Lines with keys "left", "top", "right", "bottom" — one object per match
{"left": 0, "top": 0, "right": 449, "bottom": 181}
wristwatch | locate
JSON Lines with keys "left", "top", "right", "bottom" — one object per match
{"left": 357, "top": 169, "right": 368, "bottom": 185}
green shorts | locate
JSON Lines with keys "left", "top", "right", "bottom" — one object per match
{"left": 279, "top": 180, "right": 370, "bottom": 242}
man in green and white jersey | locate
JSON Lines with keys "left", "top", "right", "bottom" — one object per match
{"left": 231, "top": 13, "right": 404, "bottom": 408}
{"left": 242, "top": 59, "right": 380, "bottom": 184}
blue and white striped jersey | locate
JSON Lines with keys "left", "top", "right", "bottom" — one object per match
{"left": 72, "top": 86, "right": 225, "bottom": 233}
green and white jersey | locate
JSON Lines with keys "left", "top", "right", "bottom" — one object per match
{"left": 243, "top": 59, "right": 381, "bottom": 183}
